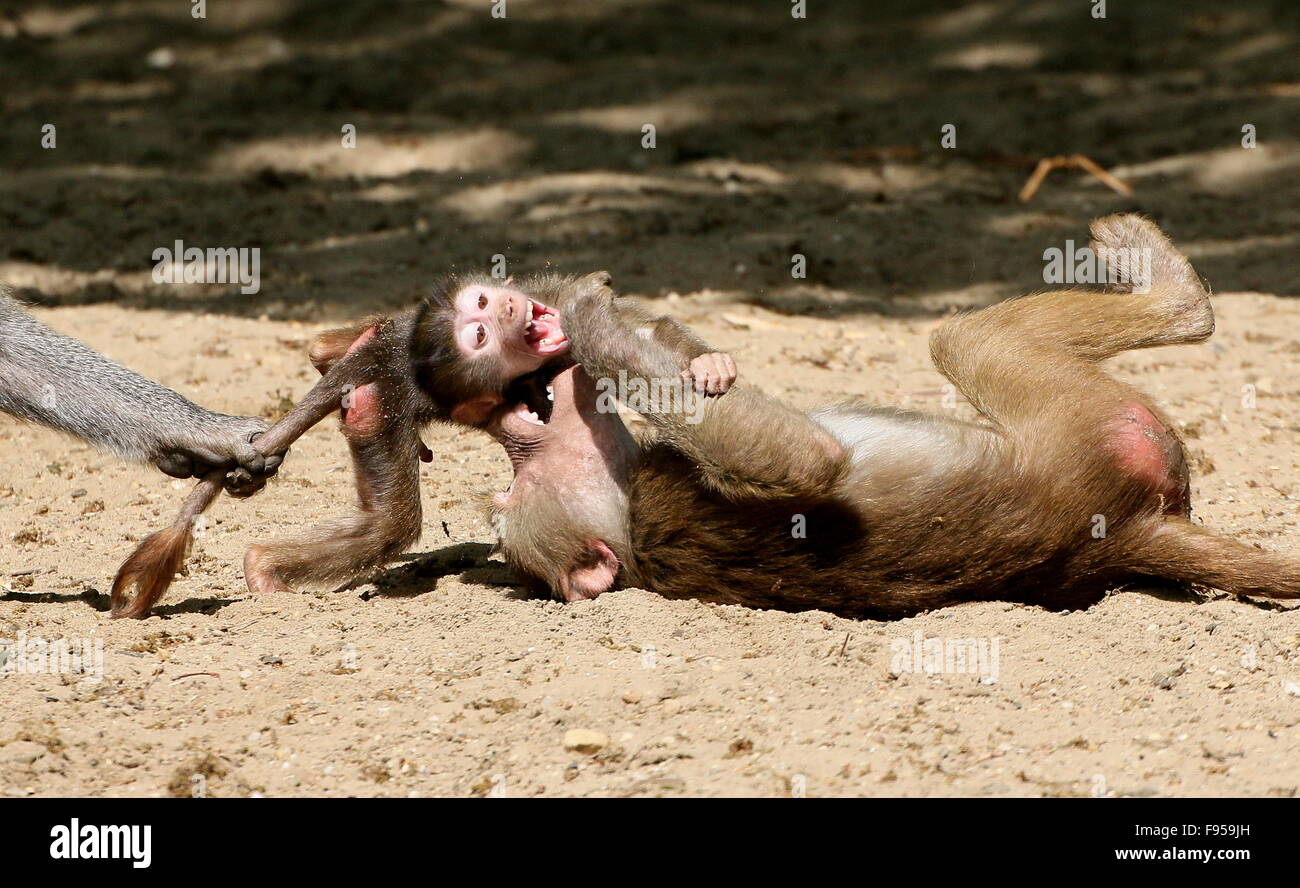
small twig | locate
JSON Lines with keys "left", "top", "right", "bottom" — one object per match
{"left": 1018, "top": 157, "right": 1057, "bottom": 202}
{"left": 1072, "top": 154, "right": 1133, "bottom": 196}
{"left": 1018, "top": 154, "right": 1132, "bottom": 202}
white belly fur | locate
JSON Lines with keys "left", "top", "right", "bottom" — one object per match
{"left": 811, "top": 406, "right": 988, "bottom": 476}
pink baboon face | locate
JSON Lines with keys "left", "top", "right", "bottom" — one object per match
{"left": 451, "top": 283, "right": 569, "bottom": 381}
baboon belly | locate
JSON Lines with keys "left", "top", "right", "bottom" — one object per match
{"left": 1104, "top": 401, "right": 1189, "bottom": 514}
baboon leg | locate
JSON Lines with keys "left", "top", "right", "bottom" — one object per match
{"left": 309, "top": 319, "right": 431, "bottom": 461}
{"left": 1128, "top": 519, "right": 1300, "bottom": 599}
{"left": 244, "top": 383, "right": 424, "bottom": 594}
{"left": 929, "top": 214, "right": 1210, "bottom": 439}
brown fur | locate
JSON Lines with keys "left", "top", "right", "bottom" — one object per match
{"left": 108, "top": 319, "right": 414, "bottom": 617}
{"left": 112, "top": 272, "right": 599, "bottom": 616}
{"left": 491, "top": 215, "right": 1300, "bottom": 617}
{"left": 109, "top": 472, "right": 219, "bottom": 618}
{"left": 245, "top": 271, "right": 722, "bottom": 603}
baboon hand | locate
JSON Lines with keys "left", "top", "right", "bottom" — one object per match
{"left": 155, "top": 415, "right": 285, "bottom": 497}
{"left": 683, "top": 352, "right": 737, "bottom": 395}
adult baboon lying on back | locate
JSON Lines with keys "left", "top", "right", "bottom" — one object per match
{"left": 484, "top": 215, "right": 1299, "bottom": 617}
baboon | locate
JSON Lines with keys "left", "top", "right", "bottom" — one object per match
{"left": 486, "top": 215, "right": 1300, "bottom": 616}
{"left": 111, "top": 271, "right": 731, "bottom": 617}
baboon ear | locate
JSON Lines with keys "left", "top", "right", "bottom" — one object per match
{"left": 450, "top": 394, "right": 502, "bottom": 426}
{"left": 559, "top": 539, "right": 619, "bottom": 602}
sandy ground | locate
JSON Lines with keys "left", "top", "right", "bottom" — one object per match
{"left": 2, "top": 0, "right": 1300, "bottom": 796}
{"left": 2, "top": 295, "right": 1298, "bottom": 798}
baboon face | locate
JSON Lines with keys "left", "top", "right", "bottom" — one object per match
{"left": 449, "top": 282, "right": 569, "bottom": 381}
{"left": 414, "top": 274, "right": 575, "bottom": 426}
{"left": 486, "top": 366, "right": 633, "bottom": 600}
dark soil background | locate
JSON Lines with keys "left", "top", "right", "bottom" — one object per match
{"left": 3, "top": 0, "right": 1298, "bottom": 317}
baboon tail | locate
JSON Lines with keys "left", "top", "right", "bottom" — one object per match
{"left": 110, "top": 472, "right": 222, "bottom": 619}
{"left": 1131, "top": 519, "right": 1300, "bottom": 599}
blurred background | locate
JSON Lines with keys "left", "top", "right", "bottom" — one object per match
{"left": 2, "top": 0, "right": 1298, "bottom": 319}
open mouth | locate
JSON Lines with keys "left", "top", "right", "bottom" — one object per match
{"left": 494, "top": 367, "right": 566, "bottom": 461}
{"left": 503, "top": 360, "right": 564, "bottom": 426}
{"left": 493, "top": 365, "right": 608, "bottom": 464}
{"left": 523, "top": 297, "right": 568, "bottom": 356}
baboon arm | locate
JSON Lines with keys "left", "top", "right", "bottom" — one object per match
{"left": 0, "top": 290, "right": 277, "bottom": 493}
{"left": 567, "top": 283, "right": 848, "bottom": 500}
{"left": 558, "top": 274, "right": 711, "bottom": 366}
{"left": 612, "top": 297, "right": 711, "bottom": 364}
{"left": 668, "top": 385, "right": 850, "bottom": 500}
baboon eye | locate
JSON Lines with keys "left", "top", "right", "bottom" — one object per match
{"left": 476, "top": 324, "right": 487, "bottom": 345}
{"left": 478, "top": 293, "right": 489, "bottom": 310}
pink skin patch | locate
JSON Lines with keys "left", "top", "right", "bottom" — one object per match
{"left": 1105, "top": 401, "right": 1185, "bottom": 506}
{"left": 338, "top": 326, "right": 431, "bottom": 460}
{"left": 339, "top": 327, "right": 382, "bottom": 437}
{"left": 342, "top": 383, "right": 381, "bottom": 436}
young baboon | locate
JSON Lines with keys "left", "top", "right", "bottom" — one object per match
{"left": 487, "top": 215, "right": 1300, "bottom": 616}
{"left": 111, "top": 271, "right": 732, "bottom": 617}
{"left": 236, "top": 271, "right": 587, "bottom": 605}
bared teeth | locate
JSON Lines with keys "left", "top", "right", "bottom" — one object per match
{"left": 546, "top": 384, "right": 554, "bottom": 401}
{"left": 514, "top": 404, "right": 544, "bottom": 426}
